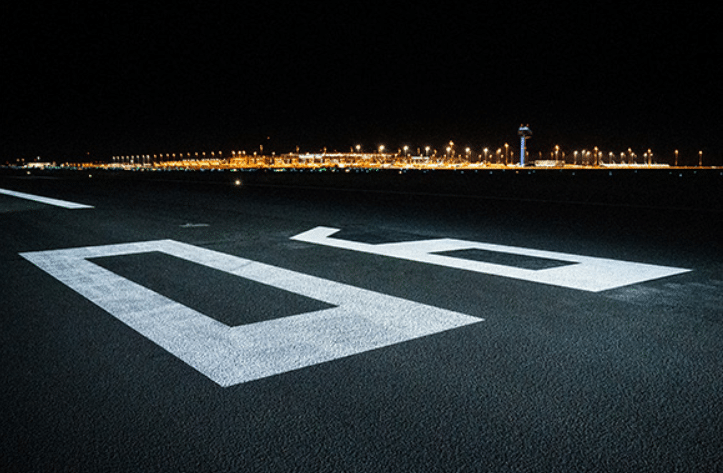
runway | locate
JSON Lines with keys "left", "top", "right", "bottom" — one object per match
{"left": 2, "top": 171, "right": 722, "bottom": 472}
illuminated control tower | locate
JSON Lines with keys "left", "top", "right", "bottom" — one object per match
{"left": 518, "top": 124, "right": 532, "bottom": 166}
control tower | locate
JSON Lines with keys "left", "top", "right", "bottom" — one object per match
{"left": 518, "top": 124, "right": 532, "bottom": 166}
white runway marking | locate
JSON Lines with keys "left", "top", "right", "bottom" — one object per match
{"left": 291, "top": 226, "right": 691, "bottom": 292}
{"left": 20, "top": 240, "right": 481, "bottom": 387}
{"left": 0, "top": 188, "right": 93, "bottom": 209}
{"left": 180, "top": 223, "right": 210, "bottom": 228}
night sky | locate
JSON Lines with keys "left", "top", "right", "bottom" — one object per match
{"left": 3, "top": 3, "right": 720, "bottom": 165}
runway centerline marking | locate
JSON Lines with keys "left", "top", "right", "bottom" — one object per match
{"left": 291, "top": 226, "right": 691, "bottom": 292}
{"left": 20, "top": 240, "right": 481, "bottom": 387}
{"left": 0, "top": 188, "right": 93, "bottom": 209}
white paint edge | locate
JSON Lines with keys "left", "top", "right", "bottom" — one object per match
{"left": 0, "top": 188, "right": 94, "bottom": 209}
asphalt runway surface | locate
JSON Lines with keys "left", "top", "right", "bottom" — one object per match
{"left": 2, "top": 172, "right": 722, "bottom": 472}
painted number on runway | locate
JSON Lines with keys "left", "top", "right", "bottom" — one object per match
{"left": 20, "top": 240, "right": 481, "bottom": 387}
{"left": 291, "top": 226, "right": 691, "bottom": 292}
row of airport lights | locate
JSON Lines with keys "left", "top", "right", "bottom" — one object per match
{"left": 349, "top": 143, "right": 706, "bottom": 167}
{"left": 353, "top": 142, "right": 520, "bottom": 166}
{"left": 110, "top": 145, "right": 706, "bottom": 167}
{"left": 110, "top": 145, "right": 506, "bottom": 166}
{"left": 546, "top": 146, "right": 705, "bottom": 167}
{"left": 547, "top": 146, "right": 655, "bottom": 166}
{"left": 110, "top": 149, "right": 300, "bottom": 166}
{"left": 112, "top": 151, "right": 227, "bottom": 166}
{"left": 111, "top": 144, "right": 504, "bottom": 166}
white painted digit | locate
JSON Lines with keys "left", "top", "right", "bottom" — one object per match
{"left": 20, "top": 240, "right": 481, "bottom": 387}
{"left": 291, "top": 226, "right": 691, "bottom": 292}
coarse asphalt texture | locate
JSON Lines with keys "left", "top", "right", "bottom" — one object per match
{"left": 1, "top": 169, "right": 722, "bottom": 472}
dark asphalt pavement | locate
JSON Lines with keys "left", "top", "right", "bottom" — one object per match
{"left": 1, "top": 171, "right": 722, "bottom": 472}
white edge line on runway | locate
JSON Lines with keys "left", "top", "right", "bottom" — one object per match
{"left": 0, "top": 188, "right": 94, "bottom": 209}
